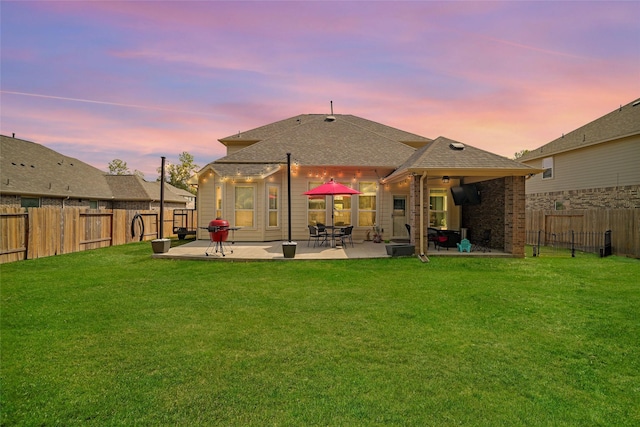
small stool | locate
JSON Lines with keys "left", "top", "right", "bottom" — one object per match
{"left": 457, "top": 238, "right": 471, "bottom": 253}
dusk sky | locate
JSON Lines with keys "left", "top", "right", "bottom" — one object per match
{"left": 1, "top": 1, "right": 638, "bottom": 179}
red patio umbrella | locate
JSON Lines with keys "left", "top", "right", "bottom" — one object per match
{"left": 304, "top": 179, "right": 361, "bottom": 231}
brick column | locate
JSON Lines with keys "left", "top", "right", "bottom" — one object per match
{"left": 504, "top": 176, "right": 526, "bottom": 257}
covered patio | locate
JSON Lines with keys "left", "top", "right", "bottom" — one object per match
{"left": 152, "top": 240, "right": 513, "bottom": 261}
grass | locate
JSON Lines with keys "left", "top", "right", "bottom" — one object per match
{"left": 1, "top": 242, "right": 639, "bottom": 426}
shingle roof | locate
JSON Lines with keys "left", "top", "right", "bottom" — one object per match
{"left": 385, "top": 136, "right": 540, "bottom": 182}
{"left": 213, "top": 114, "right": 428, "bottom": 168}
{"left": 105, "top": 175, "right": 188, "bottom": 203}
{"left": 519, "top": 97, "right": 640, "bottom": 161}
{"left": 1, "top": 134, "right": 113, "bottom": 199}
{"left": 1, "top": 135, "right": 189, "bottom": 204}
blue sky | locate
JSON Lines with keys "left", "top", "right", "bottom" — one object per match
{"left": 1, "top": 1, "right": 638, "bottom": 178}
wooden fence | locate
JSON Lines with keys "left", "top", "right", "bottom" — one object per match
{"left": 526, "top": 208, "right": 639, "bottom": 258}
{"left": 0, "top": 207, "right": 195, "bottom": 264}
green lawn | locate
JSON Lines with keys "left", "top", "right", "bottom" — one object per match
{"left": 1, "top": 242, "right": 639, "bottom": 426}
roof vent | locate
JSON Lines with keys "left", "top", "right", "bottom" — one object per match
{"left": 449, "top": 142, "right": 465, "bottom": 150}
{"left": 325, "top": 115, "right": 336, "bottom": 122}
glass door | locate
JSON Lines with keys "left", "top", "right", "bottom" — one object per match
{"left": 392, "top": 195, "right": 408, "bottom": 238}
{"left": 429, "top": 188, "right": 448, "bottom": 229}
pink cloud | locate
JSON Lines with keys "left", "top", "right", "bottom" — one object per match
{"left": 3, "top": 0, "right": 637, "bottom": 172}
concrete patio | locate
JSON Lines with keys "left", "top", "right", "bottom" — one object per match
{"left": 152, "top": 239, "right": 513, "bottom": 261}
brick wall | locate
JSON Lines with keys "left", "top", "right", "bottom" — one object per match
{"left": 526, "top": 185, "right": 640, "bottom": 210}
{"left": 462, "top": 178, "right": 505, "bottom": 249}
{"left": 0, "top": 195, "right": 20, "bottom": 207}
{"left": 1, "top": 195, "right": 113, "bottom": 209}
{"left": 504, "top": 176, "right": 526, "bottom": 257}
{"left": 460, "top": 176, "right": 526, "bottom": 257}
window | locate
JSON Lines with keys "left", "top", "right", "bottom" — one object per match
{"left": 21, "top": 197, "right": 40, "bottom": 208}
{"left": 333, "top": 191, "right": 352, "bottom": 226}
{"left": 358, "top": 182, "right": 377, "bottom": 227}
{"left": 542, "top": 157, "right": 553, "bottom": 179}
{"left": 267, "top": 185, "right": 279, "bottom": 227}
{"left": 215, "top": 184, "right": 223, "bottom": 218}
{"left": 307, "top": 181, "right": 326, "bottom": 226}
{"left": 234, "top": 186, "right": 254, "bottom": 227}
{"left": 429, "top": 188, "right": 448, "bottom": 229}
{"left": 89, "top": 200, "right": 98, "bottom": 209}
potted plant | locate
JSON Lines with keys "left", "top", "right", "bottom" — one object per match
{"left": 372, "top": 225, "right": 383, "bottom": 243}
{"left": 151, "top": 238, "right": 171, "bottom": 253}
{"left": 282, "top": 241, "right": 297, "bottom": 258}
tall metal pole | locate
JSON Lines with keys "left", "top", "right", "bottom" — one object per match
{"left": 286, "top": 152, "right": 292, "bottom": 242}
{"left": 160, "top": 156, "right": 166, "bottom": 239}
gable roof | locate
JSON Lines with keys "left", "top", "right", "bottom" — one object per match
{"left": 213, "top": 114, "right": 429, "bottom": 168}
{"left": 1, "top": 134, "right": 113, "bottom": 199}
{"left": 1, "top": 135, "right": 189, "bottom": 205}
{"left": 519, "top": 97, "right": 640, "bottom": 162}
{"left": 386, "top": 136, "right": 541, "bottom": 182}
{"left": 105, "top": 175, "right": 189, "bottom": 203}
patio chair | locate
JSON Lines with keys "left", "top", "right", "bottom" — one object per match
{"left": 427, "top": 227, "right": 440, "bottom": 250}
{"left": 457, "top": 238, "right": 472, "bottom": 253}
{"left": 474, "top": 229, "right": 491, "bottom": 252}
{"left": 338, "top": 225, "right": 354, "bottom": 248}
{"left": 307, "top": 225, "right": 324, "bottom": 247}
{"left": 316, "top": 223, "right": 329, "bottom": 245}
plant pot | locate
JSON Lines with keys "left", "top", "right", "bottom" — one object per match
{"left": 282, "top": 241, "right": 297, "bottom": 258}
{"left": 151, "top": 238, "right": 171, "bottom": 254}
{"left": 386, "top": 244, "right": 415, "bottom": 257}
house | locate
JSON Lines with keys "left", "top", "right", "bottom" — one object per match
{"left": 195, "top": 113, "right": 540, "bottom": 256}
{"left": 105, "top": 175, "right": 193, "bottom": 210}
{"left": 518, "top": 98, "right": 640, "bottom": 210}
{"left": 518, "top": 98, "right": 640, "bottom": 257}
{"left": 0, "top": 134, "right": 190, "bottom": 210}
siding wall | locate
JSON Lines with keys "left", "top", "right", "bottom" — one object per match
{"left": 524, "top": 136, "right": 640, "bottom": 195}
{"left": 196, "top": 166, "right": 396, "bottom": 242}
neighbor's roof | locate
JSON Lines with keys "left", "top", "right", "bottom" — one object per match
{"left": 1, "top": 134, "right": 113, "bottom": 199}
{"left": 519, "top": 97, "right": 640, "bottom": 162}
{"left": 213, "top": 114, "right": 429, "bottom": 168}
{"left": 385, "top": 136, "right": 541, "bottom": 182}
{"left": 1, "top": 135, "right": 190, "bottom": 204}
{"left": 105, "top": 175, "right": 188, "bottom": 203}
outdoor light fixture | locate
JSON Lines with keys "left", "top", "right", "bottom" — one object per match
{"left": 442, "top": 176, "right": 450, "bottom": 183}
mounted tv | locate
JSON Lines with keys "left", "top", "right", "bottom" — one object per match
{"left": 450, "top": 184, "right": 481, "bottom": 206}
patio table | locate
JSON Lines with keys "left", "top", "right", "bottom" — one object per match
{"left": 324, "top": 225, "right": 346, "bottom": 248}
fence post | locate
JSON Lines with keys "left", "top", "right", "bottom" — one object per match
{"left": 571, "top": 230, "right": 575, "bottom": 257}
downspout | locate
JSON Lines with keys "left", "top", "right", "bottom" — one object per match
{"left": 419, "top": 172, "right": 429, "bottom": 262}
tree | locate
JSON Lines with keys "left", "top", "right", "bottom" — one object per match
{"left": 107, "top": 159, "right": 145, "bottom": 179}
{"left": 513, "top": 149, "right": 530, "bottom": 160}
{"left": 107, "top": 159, "right": 130, "bottom": 175}
{"left": 158, "top": 152, "right": 199, "bottom": 194}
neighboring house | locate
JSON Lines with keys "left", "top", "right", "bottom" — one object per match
{"left": 105, "top": 175, "right": 191, "bottom": 210}
{"left": 1, "top": 134, "right": 190, "bottom": 210}
{"left": 195, "top": 114, "right": 539, "bottom": 256}
{"left": 518, "top": 98, "right": 640, "bottom": 257}
{"left": 173, "top": 187, "right": 196, "bottom": 209}
{"left": 518, "top": 98, "right": 640, "bottom": 211}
